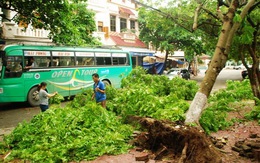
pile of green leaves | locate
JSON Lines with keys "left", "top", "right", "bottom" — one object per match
{"left": 49, "top": 93, "right": 65, "bottom": 104}
{"left": 0, "top": 93, "right": 133, "bottom": 162}
{"left": 107, "top": 67, "right": 198, "bottom": 122}
{"left": 200, "top": 79, "right": 255, "bottom": 134}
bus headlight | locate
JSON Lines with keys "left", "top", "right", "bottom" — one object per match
{"left": 0, "top": 88, "right": 3, "bottom": 94}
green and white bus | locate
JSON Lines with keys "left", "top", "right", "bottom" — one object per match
{"left": 0, "top": 45, "right": 132, "bottom": 106}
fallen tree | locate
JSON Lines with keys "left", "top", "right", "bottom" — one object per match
{"left": 130, "top": 116, "right": 223, "bottom": 163}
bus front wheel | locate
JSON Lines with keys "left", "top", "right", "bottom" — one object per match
{"left": 102, "top": 80, "right": 111, "bottom": 87}
{"left": 28, "top": 87, "right": 40, "bottom": 107}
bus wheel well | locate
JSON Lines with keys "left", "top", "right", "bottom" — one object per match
{"left": 102, "top": 79, "right": 111, "bottom": 86}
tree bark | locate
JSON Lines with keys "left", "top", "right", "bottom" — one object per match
{"left": 193, "top": 3, "right": 203, "bottom": 30}
{"left": 185, "top": 0, "right": 255, "bottom": 124}
{"left": 163, "top": 50, "right": 169, "bottom": 70}
{"left": 248, "top": 45, "right": 260, "bottom": 100}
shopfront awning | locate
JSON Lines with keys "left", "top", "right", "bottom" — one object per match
{"left": 119, "top": 7, "right": 134, "bottom": 15}
{"left": 168, "top": 57, "right": 185, "bottom": 64}
{"left": 120, "top": 47, "right": 155, "bottom": 56}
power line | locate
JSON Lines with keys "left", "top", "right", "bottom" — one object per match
{"left": 134, "top": 0, "right": 193, "bottom": 32}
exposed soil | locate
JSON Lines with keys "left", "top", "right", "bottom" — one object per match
{"left": 133, "top": 117, "right": 222, "bottom": 163}
{"left": 83, "top": 102, "right": 260, "bottom": 163}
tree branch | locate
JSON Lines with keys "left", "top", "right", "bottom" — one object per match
{"left": 252, "top": 23, "right": 259, "bottom": 52}
{"left": 224, "top": 0, "right": 256, "bottom": 55}
{"left": 247, "top": 16, "right": 256, "bottom": 27}
{"left": 217, "top": 9, "right": 224, "bottom": 22}
{"left": 248, "top": 1, "right": 260, "bottom": 13}
{"left": 239, "top": 0, "right": 249, "bottom": 7}
{"left": 135, "top": 0, "right": 193, "bottom": 33}
{"left": 240, "top": 46, "right": 248, "bottom": 69}
{"left": 193, "top": 3, "right": 203, "bottom": 30}
{"left": 201, "top": 7, "right": 220, "bottom": 20}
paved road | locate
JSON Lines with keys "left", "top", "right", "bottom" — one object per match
{"left": 0, "top": 69, "right": 243, "bottom": 139}
{"left": 192, "top": 69, "right": 243, "bottom": 92}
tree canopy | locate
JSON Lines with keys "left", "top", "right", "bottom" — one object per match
{"left": 0, "top": 0, "right": 100, "bottom": 46}
{"left": 138, "top": 0, "right": 210, "bottom": 61}
{"left": 137, "top": 0, "right": 259, "bottom": 123}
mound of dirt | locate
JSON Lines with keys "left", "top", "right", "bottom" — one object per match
{"left": 132, "top": 117, "right": 223, "bottom": 163}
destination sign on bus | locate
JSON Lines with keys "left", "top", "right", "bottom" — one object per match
{"left": 24, "top": 51, "right": 51, "bottom": 56}
{"left": 95, "top": 53, "right": 111, "bottom": 57}
{"left": 75, "top": 52, "right": 94, "bottom": 57}
{"left": 112, "top": 53, "right": 127, "bottom": 57}
{"left": 52, "top": 51, "right": 74, "bottom": 56}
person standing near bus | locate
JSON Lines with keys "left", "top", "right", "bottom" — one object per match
{"left": 38, "top": 82, "right": 58, "bottom": 112}
{"left": 91, "top": 73, "right": 106, "bottom": 108}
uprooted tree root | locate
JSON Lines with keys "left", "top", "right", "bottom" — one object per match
{"left": 130, "top": 116, "right": 223, "bottom": 163}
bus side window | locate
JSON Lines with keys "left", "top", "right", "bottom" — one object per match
{"left": 76, "top": 57, "right": 95, "bottom": 66}
{"left": 112, "top": 53, "right": 128, "bottom": 65}
{"left": 53, "top": 56, "right": 75, "bottom": 67}
{"left": 96, "top": 57, "right": 112, "bottom": 65}
{"left": 84, "top": 58, "right": 94, "bottom": 65}
{"left": 38, "top": 57, "right": 49, "bottom": 68}
{"left": 112, "top": 57, "right": 128, "bottom": 65}
{"left": 4, "top": 56, "right": 22, "bottom": 78}
{"left": 52, "top": 58, "right": 59, "bottom": 67}
{"left": 68, "top": 58, "right": 75, "bottom": 66}
{"left": 24, "top": 57, "right": 38, "bottom": 68}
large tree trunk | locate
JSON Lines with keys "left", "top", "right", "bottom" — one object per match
{"left": 185, "top": 0, "right": 256, "bottom": 124}
{"left": 246, "top": 24, "right": 260, "bottom": 101}
{"left": 247, "top": 46, "right": 260, "bottom": 100}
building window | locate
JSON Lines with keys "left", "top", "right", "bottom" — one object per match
{"left": 130, "top": 20, "right": 135, "bottom": 29}
{"left": 120, "top": 18, "right": 127, "bottom": 32}
{"left": 110, "top": 15, "right": 116, "bottom": 32}
{"left": 98, "top": 21, "right": 103, "bottom": 32}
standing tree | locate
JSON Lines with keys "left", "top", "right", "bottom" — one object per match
{"left": 185, "top": 0, "right": 257, "bottom": 124}
{"left": 229, "top": 2, "right": 260, "bottom": 100}
{"left": 137, "top": 0, "right": 258, "bottom": 124}
{"left": 138, "top": 3, "right": 205, "bottom": 70}
{"left": 0, "top": 0, "right": 100, "bottom": 46}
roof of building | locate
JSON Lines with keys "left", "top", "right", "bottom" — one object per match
{"left": 110, "top": 34, "right": 147, "bottom": 48}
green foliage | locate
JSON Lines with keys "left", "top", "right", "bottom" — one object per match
{"left": 233, "top": 13, "right": 242, "bottom": 23}
{"left": 67, "top": 89, "right": 93, "bottom": 109}
{"left": 49, "top": 94, "right": 64, "bottom": 104}
{"left": 200, "top": 100, "right": 234, "bottom": 134}
{"left": 208, "top": 80, "right": 254, "bottom": 103}
{"left": 0, "top": 95, "right": 133, "bottom": 162}
{"left": 105, "top": 85, "right": 118, "bottom": 101}
{"left": 245, "top": 104, "right": 260, "bottom": 124}
{"left": 0, "top": 0, "right": 100, "bottom": 46}
{"left": 108, "top": 67, "right": 198, "bottom": 122}
{"left": 200, "top": 79, "right": 254, "bottom": 134}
